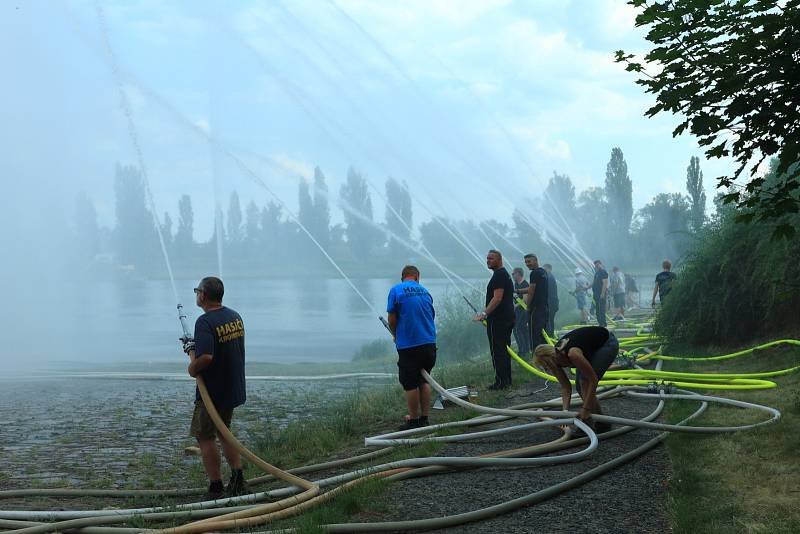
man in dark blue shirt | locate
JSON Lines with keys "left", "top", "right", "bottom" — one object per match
{"left": 543, "top": 263, "right": 559, "bottom": 337}
{"left": 183, "top": 276, "right": 247, "bottom": 500}
{"left": 592, "top": 260, "right": 609, "bottom": 327}
{"left": 652, "top": 259, "right": 677, "bottom": 308}
{"left": 387, "top": 265, "right": 437, "bottom": 430}
{"left": 522, "top": 254, "right": 549, "bottom": 349}
{"left": 474, "top": 250, "right": 515, "bottom": 390}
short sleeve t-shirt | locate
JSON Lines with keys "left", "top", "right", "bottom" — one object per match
{"left": 486, "top": 267, "right": 514, "bottom": 323}
{"left": 611, "top": 271, "right": 626, "bottom": 295}
{"left": 514, "top": 279, "right": 529, "bottom": 307}
{"left": 386, "top": 280, "right": 436, "bottom": 350}
{"left": 529, "top": 267, "right": 549, "bottom": 309}
{"left": 546, "top": 271, "right": 559, "bottom": 310}
{"left": 556, "top": 326, "right": 610, "bottom": 362}
{"left": 193, "top": 307, "right": 246, "bottom": 410}
{"left": 592, "top": 268, "right": 609, "bottom": 298}
{"left": 655, "top": 271, "right": 677, "bottom": 298}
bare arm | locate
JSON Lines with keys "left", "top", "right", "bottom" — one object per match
{"left": 651, "top": 282, "right": 659, "bottom": 305}
{"left": 567, "top": 348, "right": 598, "bottom": 419}
{"left": 525, "top": 283, "right": 536, "bottom": 307}
{"left": 188, "top": 352, "right": 213, "bottom": 377}
{"left": 601, "top": 278, "right": 608, "bottom": 298}
{"left": 550, "top": 365, "right": 573, "bottom": 411}
{"left": 484, "top": 288, "right": 504, "bottom": 316}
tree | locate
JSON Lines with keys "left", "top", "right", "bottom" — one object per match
{"left": 544, "top": 172, "right": 576, "bottom": 214}
{"left": 634, "top": 192, "right": 692, "bottom": 262}
{"left": 312, "top": 167, "right": 331, "bottom": 248}
{"left": 298, "top": 179, "right": 314, "bottom": 234}
{"left": 616, "top": 1, "right": 800, "bottom": 239}
{"left": 686, "top": 156, "right": 707, "bottom": 232}
{"left": 113, "top": 164, "right": 157, "bottom": 267}
{"left": 227, "top": 191, "right": 243, "bottom": 245}
{"left": 385, "top": 177, "right": 413, "bottom": 250}
{"left": 575, "top": 187, "right": 608, "bottom": 257}
{"left": 161, "top": 211, "right": 173, "bottom": 250}
{"left": 244, "top": 201, "right": 260, "bottom": 244}
{"left": 604, "top": 147, "right": 633, "bottom": 242}
{"left": 339, "top": 167, "right": 380, "bottom": 260}
{"left": 175, "top": 194, "right": 194, "bottom": 255}
{"left": 74, "top": 191, "right": 100, "bottom": 260}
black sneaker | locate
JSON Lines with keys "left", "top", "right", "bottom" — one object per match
{"left": 225, "top": 471, "right": 250, "bottom": 497}
{"left": 487, "top": 382, "right": 502, "bottom": 391}
{"left": 205, "top": 480, "right": 224, "bottom": 501}
{"left": 419, "top": 416, "right": 430, "bottom": 427}
{"left": 397, "top": 418, "right": 421, "bottom": 431}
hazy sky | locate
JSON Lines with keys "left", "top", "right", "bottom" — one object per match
{"left": 2, "top": 0, "right": 734, "bottom": 240}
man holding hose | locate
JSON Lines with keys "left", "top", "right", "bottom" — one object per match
{"left": 533, "top": 326, "right": 618, "bottom": 433}
{"left": 182, "top": 276, "right": 248, "bottom": 499}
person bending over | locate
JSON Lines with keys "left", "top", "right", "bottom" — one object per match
{"left": 533, "top": 326, "right": 619, "bottom": 433}
{"left": 387, "top": 265, "right": 437, "bottom": 430}
{"left": 183, "top": 276, "right": 248, "bottom": 500}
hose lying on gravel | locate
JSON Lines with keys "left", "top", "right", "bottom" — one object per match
{"left": 0, "top": 321, "right": 788, "bottom": 533}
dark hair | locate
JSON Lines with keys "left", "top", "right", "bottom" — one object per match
{"left": 594, "top": 259, "right": 602, "bottom": 265}
{"left": 401, "top": 265, "right": 420, "bottom": 279}
{"left": 524, "top": 253, "right": 537, "bottom": 260}
{"left": 199, "top": 276, "right": 224, "bottom": 302}
{"left": 488, "top": 249, "right": 502, "bottom": 259}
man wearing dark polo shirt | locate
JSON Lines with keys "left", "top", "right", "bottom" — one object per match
{"left": 474, "top": 250, "right": 515, "bottom": 390}
{"left": 592, "top": 260, "right": 609, "bottom": 327}
{"left": 387, "top": 265, "right": 437, "bottom": 431}
{"left": 523, "top": 254, "right": 549, "bottom": 349}
{"left": 183, "top": 276, "right": 248, "bottom": 500}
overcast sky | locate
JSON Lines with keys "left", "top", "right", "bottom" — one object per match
{"left": 2, "top": 0, "right": 734, "bottom": 240}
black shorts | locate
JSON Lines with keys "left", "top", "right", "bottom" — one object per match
{"left": 613, "top": 293, "right": 626, "bottom": 308}
{"left": 575, "top": 333, "right": 619, "bottom": 393}
{"left": 397, "top": 343, "right": 437, "bottom": 390}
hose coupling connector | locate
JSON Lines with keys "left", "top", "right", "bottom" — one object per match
{"left": 647, "top": 382, "right": 675, "bottom": 394}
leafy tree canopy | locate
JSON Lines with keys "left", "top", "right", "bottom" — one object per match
{"left": 616, "top": 0, "right": 800, "bottom": 239}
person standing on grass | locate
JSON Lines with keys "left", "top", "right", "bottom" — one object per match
{"left": 511, "top": 267, "right": 532, "bottom": 357}
{"left": 387, "top": 265, "right": 437, "bottom": 431}
{"left": 521, "top": 254, "right": 549, "bottom": 351}
{"left": 610, "top": 266, "right": 626, "bottom": 320}
{"left": 533, "top": 325, "right": 618, "bottom": 434}
{"left": 543, "top": 263, "right": 559, "bottom": 337}
{"left": 474, "top": 250, "right": 515, "bottom": 390}
{"left": 592, "top": 260, "right": 609, "bottom": 327}
{"left": 573, "top": 268, "right": 591, "bottom": 324}
{"left": 652, "top": 259, "right": 677, "bottom": 308}
{"left": 182, "top": 276, "right": 248, "bottom": 500}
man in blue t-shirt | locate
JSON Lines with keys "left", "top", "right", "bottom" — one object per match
{"left": 387, "top": 265, "right": 437, "bottom": 431}
{"left": 182, "top": 276, "right": 248, "bottom": 500}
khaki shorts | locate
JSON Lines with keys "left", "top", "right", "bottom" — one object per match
{"left": 190, "top": 400, "right": 234, "bottom": 441}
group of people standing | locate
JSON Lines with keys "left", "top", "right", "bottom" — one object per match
{"left": 180, "top": 256, "right": 679, "bottom": 498}
{"left": 571, "top": 259, "right": 676, "bottom": 327}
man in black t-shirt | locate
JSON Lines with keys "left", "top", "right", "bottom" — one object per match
{"left": 543, "top": 263, "right": 559, "bottom": 337}
{"left": 522, "top": 254, "right": 549, "bottom": 348}
{"left": 533, "top": 326, "right": 619, "bottom": 433}
{"left": 592, "top": 260, "right": 609, "bottom": 327}
{"left": 183, "top": 276, "right": 248, "bottom": 500}
{"left": 652, "top": 259, "right": 677, "bottom": 308}
{"left": 474, "top": 249, "right": 515, "bottom": 390}
{"left": 511, "top": 268, "right": 531, "bottom": 357}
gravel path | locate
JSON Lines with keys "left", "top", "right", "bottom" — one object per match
{"left": 368, "top": 380, "right": 671, "bottom": 533}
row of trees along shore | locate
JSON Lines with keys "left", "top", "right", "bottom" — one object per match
{"left": 74, "top": 147, "right": 710, "bottom": 277}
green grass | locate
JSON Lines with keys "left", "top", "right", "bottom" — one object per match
{"left": 664, "top": 344, "right": 800, "bottom": 534}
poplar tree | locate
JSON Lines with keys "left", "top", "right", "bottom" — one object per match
{"left": 686, "top": 156, "right": 707, "bottom": 232}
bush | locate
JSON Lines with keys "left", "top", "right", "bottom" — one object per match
{"left": 351, "top": 339, "right": 395, "bottom": 361}
{"left": 655, "top": 164, "right": 800, "bottom": 346}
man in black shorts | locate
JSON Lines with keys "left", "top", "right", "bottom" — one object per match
{"left": 474, "top": 250, "right": 515, "bottom": 390}
{"left": 183, "top": 276, "right": 248, "bottom": 499}
{"left": 387, "top": 265, "right": 437, "bottom": 430}
{"left": 533, "top": 326, "right": 619, "bottom": 433}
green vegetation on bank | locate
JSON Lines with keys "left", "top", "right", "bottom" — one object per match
{"left": 664, "top": 345, "right": 800, "bottom": 534}
{"left": 655, "top": 161, "right": 800, "bottom": 346}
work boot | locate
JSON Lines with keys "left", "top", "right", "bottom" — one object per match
{"left": 397, "top": 418, "right": 422, "bottom": 431}
{"left": 225, "top": 469, "right": 250, "bottom": 497}
{"left": 205, "top": 480, "right": 224, "bottom": 501}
